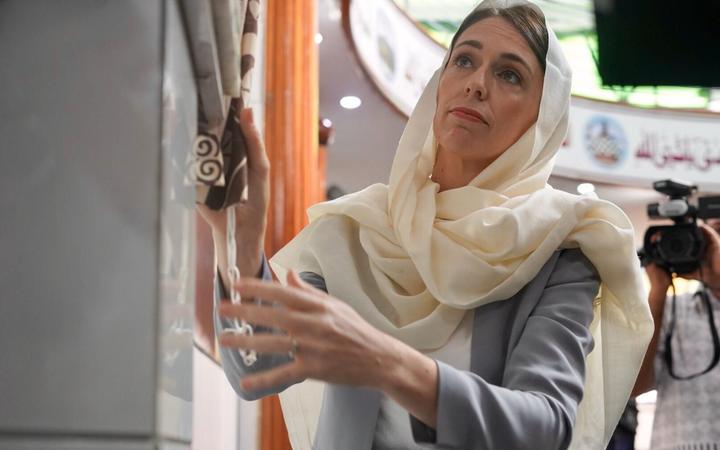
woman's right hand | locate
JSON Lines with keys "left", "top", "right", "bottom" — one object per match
{"left": 197, "top": 107, "right": 270, "bottom": 283}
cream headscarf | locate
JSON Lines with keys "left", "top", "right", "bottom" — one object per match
{"left": 270, "top": 1, "right": 654, "bottom": 448}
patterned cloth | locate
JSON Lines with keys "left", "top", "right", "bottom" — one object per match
{"left": 650, "top": 290, "right": 720, "bottom": 450}
{"left": 186, "top": 0, "right": 261, "bottom": 209}
{"left": 211, "top": 0, "right": 244, "bottom": 97}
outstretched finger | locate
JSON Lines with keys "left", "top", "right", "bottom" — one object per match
{"left": 240, "top": 361, "right": 306, "bottom": 392}
{"left": 219, "top": 332, "right": 295, "bottom": 354}
{"left": 237, "top": 108, "right": 270, "bottom": 210}
{"left": 234, "top": 277, "right": 323, "bottom": 311}
{"left": 699, "top": 223, "right": 720, "bottom": 274}
{"left": 220, "top": 302, "right": 293, "bottom": 330}
{"left": 287, "top": 269, "right": 323, "bottom": 295}
{"left": 237, "top": 108, "right": 269, "bottom": 171}
{"left": 700, "top": 223, "right": 720, "bottom": 248}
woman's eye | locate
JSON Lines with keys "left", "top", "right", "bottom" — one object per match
{"left": 453, "top": 54, "right": 473, "bottom": 68}
{"left": 499, "top": 69, "right": 521, "bottom": 85}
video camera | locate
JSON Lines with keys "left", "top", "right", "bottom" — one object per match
{"left": 641, "top": 179, "right": 720, "bottom": 274}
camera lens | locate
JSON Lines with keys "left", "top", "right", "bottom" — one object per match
{"left": 658, "top": 229, "right": 695, "bottom": 259}
{"left": 670, "top": 239, "right": 684, "bottom": 254}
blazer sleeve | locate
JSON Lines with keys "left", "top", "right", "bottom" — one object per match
{"left": 417, "top": 248, "right": 599, "bottom": 450}
{"left": 215, "top": 259, "right": 329, "bottom": 401}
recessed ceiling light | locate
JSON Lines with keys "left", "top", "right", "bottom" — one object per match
{"left": 577, "top": 183, "right": 596, "bottom": 195}
{"left": 315, "top": 33, "right": 324, "bottom": 44}
{"left": 321, "top": 118, "right": 333, "bottom": 128}
{"left": 340, "top": 96, "right": 362, "bottom": 110}
{"left": 328, "top": 9, "right": 341, "bottom": 21}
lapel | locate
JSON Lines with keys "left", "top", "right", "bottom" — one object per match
{"left": 470, "top": 250, "right": 561, "bottom": 376}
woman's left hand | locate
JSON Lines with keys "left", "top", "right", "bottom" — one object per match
{"left": 218, "top": 270, "right": 402, "bottom": 393}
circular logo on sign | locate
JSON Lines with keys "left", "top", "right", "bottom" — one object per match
{"left": 584, "top": 115, "right": 628, "bottom": 168}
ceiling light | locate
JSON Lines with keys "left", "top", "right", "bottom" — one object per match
{"left": 340, "top": 96, "right": 362, "bottom": 110}
{"left": 315, "top": 33, "right": 324, "bottom": 44}
{"left": 328, "top": 9, "right": 341, "bottom": 21}
{"left": 577, "top": 183, "right": 596, "bottom": 195}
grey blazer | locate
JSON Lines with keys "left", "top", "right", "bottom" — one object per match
{"left": 215, "top": 248, "right": 599, "bottom": 450}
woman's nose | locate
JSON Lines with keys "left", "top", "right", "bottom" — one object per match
{"left": 465, "top": 71, "right": 488, "bottom": 100}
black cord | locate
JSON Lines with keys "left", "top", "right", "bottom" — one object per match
{"left": 664, "top": 268, "right": 720, "bottom": 380}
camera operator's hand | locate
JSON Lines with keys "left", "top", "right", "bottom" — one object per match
{"left": 646, "top": 263, "right": 672, "bottom": 302}
{"left": 645, "top": 229, "right": 672, "bottom": 302}
{"left": 634, "top": 260, "right": 672, "bottom": 396}
{"left": 686, "top": 221, "right": 720, "bottom": 297}
{"left": 197, "top": 108, "right": 270, "bottom": 288}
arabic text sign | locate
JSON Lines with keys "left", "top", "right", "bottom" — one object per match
{"left": 555, "top": 98, "right": 720, "bottom": 191}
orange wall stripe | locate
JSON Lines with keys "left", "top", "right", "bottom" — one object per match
{"left": 262, "top": 0, "right": 320, "bottom": 449}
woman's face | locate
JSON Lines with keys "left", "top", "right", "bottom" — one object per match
{"left": 433, "top": 17, "right": 544, "bottom": 172}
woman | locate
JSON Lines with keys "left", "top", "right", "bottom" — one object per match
{"left": 203, "top": 1, "right": 653, "bottom": 448}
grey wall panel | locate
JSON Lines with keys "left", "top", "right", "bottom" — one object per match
{"left": 155, "top": 0, "right": 196, "bottom": 442}
{"left": 0, "top": 0, "right": 163, "bottom": 436}
{"left": 0, "top": 438, "right": 155, "bottom": 450}
{"left": 0, "top": 438, "right": 189, "bottom": 450}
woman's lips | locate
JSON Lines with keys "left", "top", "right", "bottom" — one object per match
{"left": 449, "top": 107, "right": 488, "bottom": 125}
